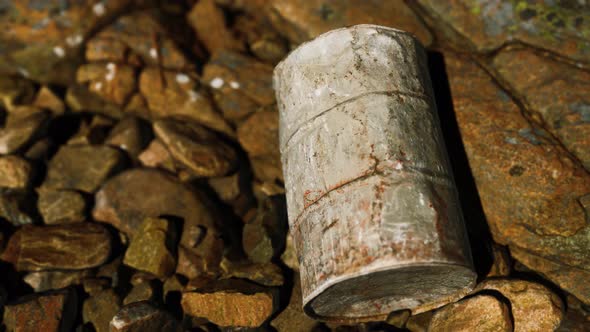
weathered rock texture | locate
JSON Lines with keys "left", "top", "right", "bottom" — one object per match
{"left": 1, "top": 223, "right": 112, "bottom": 271}
{"left": 445, "top": 54, "right": 590, "bottom": 304}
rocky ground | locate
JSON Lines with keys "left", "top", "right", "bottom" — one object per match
{"left": 0, "top": 0, "right": 588, "bottom": 331}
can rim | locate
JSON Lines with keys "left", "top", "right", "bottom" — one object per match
{"left": 273, "top": 24, "right": 420, "bottom": 78}
{"left": 302, "top": 260, "right": 477, "bottom": 323}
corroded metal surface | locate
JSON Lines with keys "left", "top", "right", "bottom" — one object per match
{"left": 273, "top": 24, "right": 476, "bottom": 322}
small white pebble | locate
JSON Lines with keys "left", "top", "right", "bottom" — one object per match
{"left": 188, "top": 90, "right": 201, "bottom": 102}
{"left": 92, "top": 2, "right": 106, "bottom": 16}
{"left": 149, "top": 48, "right": 158, "bottom": 59}
{"left": 229, "top": 81, "right": 240, "bottom": 89}
{"left": 210, "top": 77, "right": 224, "bottom": 89}
{"left": 65, "top": 34, "right": 83, "bottom": 47}
{"left": 105, "top": 62, "right": 116, "bottom": 81}
{"left": 94, "top": 82, "right": 103, "bottom": 91}
{"left": 175, "top": 73, "right": 190, "bottom": 84}
{"left": 53, "top": 46, "right": 65, "bottom": 58}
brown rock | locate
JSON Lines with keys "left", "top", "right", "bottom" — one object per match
{"left": 106, "top": 117, "right": 150, "bottom": 158}
{"left": 1, "top": 223, "right": 112, "bottom": 271}
{"left": 138, "top": 68, "right": 233, "bottom": 136}
{"left": 0, "top": 110, "right": 49, "bottom": 154}
{"left": 220, "top": 258, "right": 284, "bottom": 287}
{"left": 66, "top": 84, "right": 123, "bottom": 118}
{"left": 123, "top": 218, "right": 177, "bottom": 279}
{"left": 93, "top": 169, "right": 223, "bottom": 278}
{"left": 38, "top": 189, "right": 87, "bottom": 224}
{"left": 386, "top": 310, "right": 411, "bottom": 329}
{"left": 3, "top": 288, "right": 77, "bottom": 332}
{"left": 25, "top": 137, "right": 54, "bottom": 160}
{"left": 82, "top": 278, "right": 112, "bottom": 296}
{"left": 0, "top": 192, "right": 35, "bottom": 225}
{"left": 242, "top": 222, "right": 274, "bottom": 263}
{"left": 77, "top": 63, "right": 137, "bottom": 106}
{"left": 187, "top": 0, "right": 244, "bottom": 54}
{"left": 85, "top": 38, "right": 129, "bottom": 64}
{"left": 429, "top": 295, "right": 512, "bottom": 332}
{"left": 43, "top": 144, "right": 124, "bottom": 193}
{"left": 237, "top": 110, "right": 282, "bottom": 183}
{"left": 492, "top": 48, "right": 590, "bottom": 170}
{"left": 83, "top": 288, "right": 122, "bottom": 332}
{"left": 124, "top": 280, "right": 160, "bottom": 305}
{"left": 138, "top": 139, "right": 177, "bottom": 173}
{"left": 271, "top": 275, "right": 317, "bottom": 331}
{"left": 67, "top": 115, "right": 115, "bottom": 146}
{"left": 405, "top": 311, "right": 433, "bottom": 332}
{"left": 416, "top": 0, "right": 590, "bottom": 63}
{"left": 510, "top": 246, "right": 590, "bottom": 306}
{"left": 269, "top": 0, "right": 432, "bottom": 46}
{"left": 242, "top": 196, "right": 286, "bottom": 263}
{"left": 556, "top": 295, "right": 590, "bottom": 332}
{"left": 202, "top": 51, "right": 274, "bottom": 123}
{"left": 0, "top": 155, "right": 32, "bottom": 189}
{"left": 181, "top": 289, "right": 274, "bottom": 327}
{"left": 208, "top": 172, "right": 242, "bottom": 202}
{"left": 89, "top": 10, "right": 192, "bottom": 70}
{"left": 24, "top": 270, "right": 92, "bottom": 292}
{"left": 33, "top": 86, "right": 65, "bottom": 115}
{"left": 234, "top": 14, "right": 288, "bottom": 64}
{"left": 124, "top": 93, "right": 151, "bottom": 120}
{"left": 153, "top": 119, "right": 237, "bottom": 178}
{"left": 0, "top": 0, "right": 130, "bottom": 84}
{"left": 0, "top": 75, "right": 35, "bottom": 111}
{"left": 110, "top": 301, "right": 181, "bottom": 332}
{"left": 475, "top": 279, "right": 564, "bottom": 331}
{"left": 446, "top": 54, "right": 590, "bottom": 303}
{"left": 487, "top": 244, "right": 512, "bottom": 277}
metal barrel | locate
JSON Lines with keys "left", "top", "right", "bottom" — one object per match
{"left": 273, "top": 25, "right": 476, "bottom": 322}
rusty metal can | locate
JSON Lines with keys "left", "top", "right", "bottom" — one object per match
{"left": 273, "top": 25, "right": 476, "bottom": 322}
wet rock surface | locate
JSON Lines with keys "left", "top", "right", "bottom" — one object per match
{"left": 0, "top": 0, "right": 588, "bottom": 330}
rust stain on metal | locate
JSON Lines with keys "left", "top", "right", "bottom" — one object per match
{"left": 274, "top": 24, "right": 476, "bottom": 323}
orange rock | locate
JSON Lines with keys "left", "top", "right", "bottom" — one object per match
{"left": 187, "top": 0, "right": 245, "bottom": 54}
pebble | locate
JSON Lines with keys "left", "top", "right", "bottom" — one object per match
{"left": 33, "top": 86, "right": 65, "bottom": 115}
{"left": 3, "top": 288, "right": 78, "bottom": 332}
{"left": 43, "top": 144, "right": 125, "bottom": 193}
{"left": 124, "top": 279, "right": 160, "bottom": 305}
{"left": 0, "top": 110, "right": 49, "bottom": 155}
{"left": 83, "top": 288, "right": 122, "bottom": 332}
{"left": 0, "top": 155, "right": 32, "bottom": 189}
{"left": 37, "top": 189, "right": 87, "bottom": 224}
{"left": 24, "top": 270, "right": 92, "bottom": 292}
{"left": 110, "top": 301, "right": 181, "bottom": 332}
{"left": 474, "top": 279, "right": 564, "bottom": 331}
{"left": 181, "top": 288, "right": 274, "bottom": 327}
{"left": 105, "top": 117, "right": 150, "bottom": 158}
{"left": 123, "top": 217, "right": 177, "bottom": 279}
{"left": 92, "top": 169, "right": 223, "bottom": 278}
{"left": 1, "top": 223, "right": 112, "bottom": 271}
{"left": 429, "top": 295, "right": 512, "bottom": 332}
{"left": 138, "top": 139, "right": 177, "bottom": 173}
{"left": 153, "top": 119, "right": 237, "bottom": 178}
